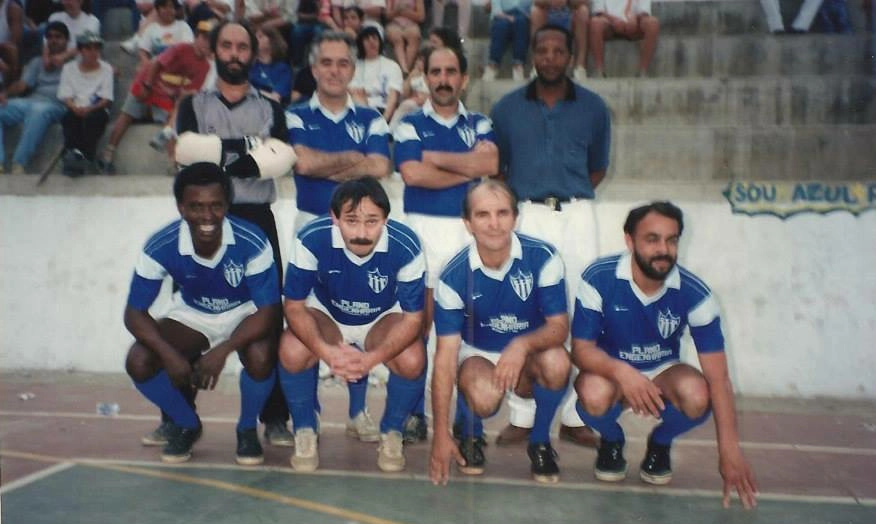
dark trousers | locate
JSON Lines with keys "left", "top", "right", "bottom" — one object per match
{"left": 229, "top": 202, "right": 289, "bottom": 424}
{"left": 61, "top": 108, "right": 109, "bottom": 161}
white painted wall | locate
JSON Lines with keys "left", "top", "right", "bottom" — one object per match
{"left": 2, "top": 181, "right": 875, "bottom": 399}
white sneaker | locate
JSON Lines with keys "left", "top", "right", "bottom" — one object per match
{"left": 573, "top": 66, "right": 588, "bottom": 82}
{"left": 10, "top": 164, "right": 26, "bottom": 175}
{"left": 512, "top": 64, "right": 525, "bottom": 82}
{"left": 481, "top": 65, "right": 497, "bottom": 81}
{"left": 120, "top": 36, "right": 138, "bottom": 55}
{"left": 290, "top": 428, "right": 319, "bottom": 472}
{"left": 346, "top": 409, "right": 380, "bottom": 442}
{"left": 377, "top": 431, "right": 405, "bottom": 472}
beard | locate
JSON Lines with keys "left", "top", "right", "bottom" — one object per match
{"left": 633, "top": 250, "right": 676, "bottom": 281}
{"left": 216, "top": 57, "right": 251, "bottom": 85}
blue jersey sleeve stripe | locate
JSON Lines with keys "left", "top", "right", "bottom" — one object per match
{"left": 581, "top": 254, "right": 621, "bottom": 282}
{"left": 575, "top": 279, "right": 603, "bottom": 313}
{"left": 134, "top": 252, "right": 168, "bottom": 280}
{"left": 143, "top": 221, "right": 180, "bottom": 255}
{"left": 679, "top": 266, "right": 713, "bottom": 298}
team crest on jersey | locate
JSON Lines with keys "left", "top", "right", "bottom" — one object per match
{"left": 509, "top": 269, "right": 534, "bottom": 301}
{"left": 345, "top": 121, "right": 366, "bottom": 144}
{"left": 223, "top": 259, "right": 244, "bottom": 288}
{"left": 657, "top": 309, "right": 681, "bottom": 339}
{"left": 367, "top": 268, "right": 389, "bottom": 294}
{"left": 457, "top": 125, "right": 476, "bottom": 149}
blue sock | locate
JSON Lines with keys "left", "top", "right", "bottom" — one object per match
{"left": 237, "top": 369, "right": 276, "bottom": 431}
{"left": 651, "top": 403, "right": 711, "bottom": 446}
{"left": 531, "top": 383, "right": 565, "bottom": 445}
{"left": 575, "top": 401, "right": 625, "bottom": 444}
{"left": 347, "top": 375, "right": 367, "bottom": 419}
{"left": 278, "top": 365, "right": 318, "bottom": 432}
{"left": 380, "top": 370, "right": 425, "bottom": 433}
{"left": 134, "top": 371, "right": 200, "bottom": 429}
{"left": 452, "top": 394, "right": 466, "bottom": 429}
{"left": 456, "top": 395, "right": 483, "bottom": 439}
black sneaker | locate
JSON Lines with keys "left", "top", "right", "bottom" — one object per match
{"left": 62, "top": 149, "right": 86, "bottom": 177}
{"left": 640, "top": 435, "right": 672, "bottom": 485}
{"left": 457, "top": 436, "right": 486, "bottom": 475}
{"left": 161, "top": 422, "right": 203, "bottom": 464}
{"left": 141, "top": 420, "right": 175, "bottom": 446}
{"left": 236, "top": 428, "right": 264, "bottom": 465}
{"left": 527, "top": 442, "right": 560, "bottom": 483}
{"left": 402, "top": 413, "right": 428, "bottom": 444}
{"left": 594, "top": 439, "right": 627, "bottom": 482}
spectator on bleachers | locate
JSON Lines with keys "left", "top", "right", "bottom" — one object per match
{"left": 0, "top": 20, "right": 69, "bottom": 174}
{"left": 48, "top": 0, "right": 100, "bottom": 64}
{"left": 287, "top": 0, "right": 334, "bottom": 67}
{"left": 133, "top": 0, "right": 193, "bottom": 68}
{"left": 589, "top": 0, "right": 658, "bottom": 78}
{"left": 57, "top": 30, "right": 113, "bottom": 176}
{"left": 385, "top": 0, "right": 424, "bottom": 75}
{"left": 92, "top": 0, "right": 153, "bottom": 42}
{"left": 99, "top": 19, "right": 213, "bottom": 173}
{"left": 530, "top": 0, "right": 589, "bottom": 81}
{"left": 427, "top": 25, "right": 462, "bottom": 49}
{"left": 0, "top": 0, "right": 24, "bottom": 84}
{"left": 250, "top": 25, "right": 292, "bottom": 104}
{"left": 482, "top": 0, "right": 532, "bottom": 82}
{"left": 350, "top": 25, "right": 402, "bottom": 122}
{"left": 432, "top": 0, "right": 470, "bottom": 40}
{"left": 184, "top": 0, "right": 232, "bottom": 28}
{"left": 290, "top": 61, "right": 316, "bottom": 102}
{"left": 332, "top": 0, "right": 386, "bottom": 33}
{"left": 817, "top": 0, "right": 852, "bottom": 33}
{"left": 388, "top": 44, "right": 427, "bottom": 131}
{"left": 236, "top": 0, "right": 297, "bottom": 33}
{"left": 760, "top": 0, "right": 823, "bottom": 33}
{"left": 341, "top": 5, "right": 364, "bottom": 37}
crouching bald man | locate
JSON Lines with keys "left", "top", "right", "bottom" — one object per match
{"left": 430, "top": 179, "right": 571, "bottom": 485}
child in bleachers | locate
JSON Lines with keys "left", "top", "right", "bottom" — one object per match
{"left": 385, "top": 0, "right": 424, "bottom": 75}
{"left": 388, "top": 45, "right": 428, "bottom": 131}
{"left": 589, "top": 0, "right": 658, "bottom": 78}
{"left": 250, "top": 25, "right": 292, "bottom": 104}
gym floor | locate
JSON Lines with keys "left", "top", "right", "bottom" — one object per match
{"left": 2, "top": 371, "right": 875, "bottom": 523}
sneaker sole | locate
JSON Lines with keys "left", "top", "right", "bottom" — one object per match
{"left": 236, "top": 455, "right": 265, "bottom": 466}
{"left": 290, "top": 456, "right": 319, "bottom": 472}
{"left": 141, "top": 436, "right": 168, "bottom": 446}
{"left": 161, "top": 452, "right": 192, "bottom": 464}
{"left": 533, "top": 472, "right": 560, "bottom": 484}
{"left": 458, "top": 465, "right": 485, "bottom": 476}
{"left": 640, "top": 470, "right": 672, "bottom": 485}
{"left": 377, "top": 459, "right": 405, "bottom": 472}
{"left": 345, "top": 428, "right": 380, "bottom": 443}
{"left": 266, "top": 437, "right": 295, "bottom": 447}
{"left": 594, "top": 468, "right": 627, "bottom": 482}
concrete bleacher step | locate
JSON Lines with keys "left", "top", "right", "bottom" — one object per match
{"left": 609, "top": 123, "right": 876, "bottom": 181}
{"left": 470, "top": 75, "right": 876, "bottom": 125}
{"left": 465, "top": 32, "right": 874, "bottom": 79}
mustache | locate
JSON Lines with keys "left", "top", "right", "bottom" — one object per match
{"left": 436, "top": 85, "right": 452, "bottom": 93}
{"left": 649, "top": 255, "right": 674, "bottom": 264}
{"left": 349, "top": 238, "right": 373, "bottom": 246}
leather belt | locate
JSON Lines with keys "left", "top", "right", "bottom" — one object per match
{"left": 528, "top": 196, "right": 585, "bottom": 211}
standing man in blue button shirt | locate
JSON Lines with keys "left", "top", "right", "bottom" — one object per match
{"left": 490, "top": 23, "right": 610, "bottom": 448}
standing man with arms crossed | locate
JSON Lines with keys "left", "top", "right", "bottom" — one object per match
{"left": 285, "top": 31, "right": 392, "bottom": 440}
{"left": 125, "top": 163, "right": 280, "bottom": 465}
{"left": 490, "top": 23, "right": 610, "bottom": 448}
{"left": 393, "top": 44, "right": 498, "bottom": 441}
{"left": 430, "top": 180, "right": 570, "bottom": 484}
{"left": 571, "top": 202, "right": 757, "bottom": 508}
{"left": 286, "top": 30, "right": 392, "bottom": 232}
{"left": 172, "top": 20, "right": 298, "bottom": 449}
{"left": 279, "top": 177, "right": 427, "bottom": 473}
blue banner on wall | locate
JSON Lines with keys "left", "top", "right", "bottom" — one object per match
{"left": 724, "top": 181, "right": 876, "bottom": 217}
